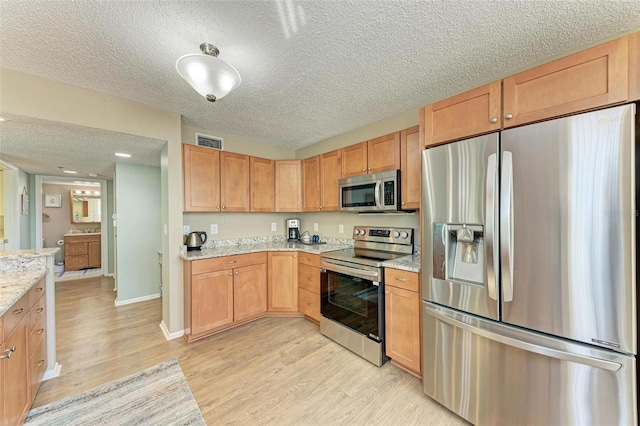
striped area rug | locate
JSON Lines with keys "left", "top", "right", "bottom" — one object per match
{"left": 55, "top": 268, "right": 102, "bottom": 282}
{"left": 25, "top": 359, "right": 205, "bottom": 425}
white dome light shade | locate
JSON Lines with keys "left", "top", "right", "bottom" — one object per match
{"left": 176, "top": 44, "right": 241, "bottom": 102}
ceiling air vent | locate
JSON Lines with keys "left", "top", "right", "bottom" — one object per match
{"left": 195, "top": 133, "right": 223, "bottom": 150}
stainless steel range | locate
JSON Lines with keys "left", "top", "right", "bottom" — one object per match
{"left": 320, "top": 226, "right": 414, "bottom": 366}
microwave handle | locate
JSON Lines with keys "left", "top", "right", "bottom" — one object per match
{"left": 374, "top": 180, "right": 382, "bottom": 207}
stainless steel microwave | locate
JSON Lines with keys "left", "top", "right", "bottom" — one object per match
{"left": 339, "top": 170, "right": 400, "bottom": 212}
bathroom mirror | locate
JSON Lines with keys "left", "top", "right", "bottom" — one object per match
{"left": 70, "top": 189, "right": 101, "bottom": 224}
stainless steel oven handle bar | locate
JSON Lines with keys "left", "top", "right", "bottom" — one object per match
{"left": 426, "top": 305, "right": 621, "bottom": 371}
{"left": 320, "top": 258, "right": 381, "bottom": 282}
{"left": 500, "top": 151, "right": 514, "bottom": 302}
{"left": 485, "top": 153, "right": 498, "bottom": 301}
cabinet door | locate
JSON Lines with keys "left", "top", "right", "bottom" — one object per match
{"left": 191, "top": 270, "right": 234, "bottom": 334}
{"left": 183, "top": 144, "right": 220, "bottom": 212}
{"left": 275, "top": 160, "right": 302, "bottom": 212}
{"left": 320, "top": 149, "right": 342, "bottom": 211}
{"left": 503, "top": 37, "right": 628, "bottom": 128}
{"left": 299, "top": 288, "right": 320, "bottom": 323}
{"left": 234, "top": 263, "right": 267, "bottom": 321}
{"left": 400, "top": 126, "right": 421, "bottom": 210}
{"left": 250, "top": 156, "right": 275, "bottom": 212}
{"left": 267, "top": 252, "right": 298, "bottom": 312}
{"left": 88, "top": 241, "right": 101, "bottom": 268}
{"left": 629, "top": 32, "right": 640, "bottom": 102}
{"left": 367, "top": 132, "right": 400, "bottom": 174}
{"left": 65, "top": 255, "right": 88, "bottom": 271}
{"left": 220, "top": 152, "right": 250, "bottom": 212}
{"left": 2, "top": 321, "right": 30, "bottom": 426}
{"left": 385, "top": 285, "right": 421, "bottom": 374}
{"left": 302, "top": 156, "right": 321, "bottom": 211}
{"left": 422, "top": 81, "right": 501, "bottom": 147}
{"left": 341, "top": 142, "right": 368, "bottom": 177}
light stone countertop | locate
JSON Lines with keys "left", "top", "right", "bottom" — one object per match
{"left": 180, "top": 241, "right": 352, "bottom": 261}
{"left": 0, "top": 269, "right": 47, "bottom": 316}
{"left": 63, "top": 232, "right": 101, "bottom": 237}
{"left": 0, "top": 248, "right": 59, "bottom": 259}
{"left": 381, "top": 254, "right": 421, "bottom": 273}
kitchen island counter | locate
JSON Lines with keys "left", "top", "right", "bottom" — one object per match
{"left": 0, "top": 269, "right": 47, "bottom": 316}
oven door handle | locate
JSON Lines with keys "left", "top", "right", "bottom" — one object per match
{"left": 320, "top": 261, "right": 381, "bottom": 282}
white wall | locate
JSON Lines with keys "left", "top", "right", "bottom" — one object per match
{"left": 18, "top": 169, "right": 31, "bottom": 249}
{"left": 115, "top": 162, "right": 162, "bottom": 303}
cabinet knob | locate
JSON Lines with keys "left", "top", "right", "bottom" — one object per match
{"left": 401, "top": 201, "right": 405, "bottom": 205}
{"left": 235, "top": 271, "right": 239, "bottom": 275}
{"left": 251, "top": 206, "right": 255, "bottom": 210}
{"left": 36, "top": 307, "right": 44, "bottom": 313}
{"left": 395, "top": 277, "right": 407, "bottom": 282}
{"left": 13, "top": 308, "right": 23, "bottom": 315}
{"left": 319, "top": 206, "right": 323, "bottom": 209}
{"left": 37, "top": 360, "right": 45, "bottom": 367}
{"left": 229, "top": 272, "right": 232, "bottom": 276}
{"left": 0, "top": 346, "right": 16, "bottom": 359}
{"left": 362, "top": 168, "right": 366, "bottom": 172}
{"left": 222, "top": 205, "right": 226, "bottom": 209}
{"left": 505, "top": 114, "right": 513, "bottom": 119}
{"left": 384, "top": 291, "right": 389, "bottom": 294}
{"left": 35, "top": 287, "right": 43, "bottom": 292}
{"left": 216, "top": 205, "right": 220, "bottom": 209}
{"left": 293, "top": 255, "right": 297, "bottom": 258}
{"left": 490, "top": 117, "right": 498, "bottom": 123}
{"left": 37, "top": 328, "right": 44, "bottom": 335}
{"left": 228, "top": 260, "right": 237, "bottom": 264}
{"left": 367, "top": 167, "right": 371, "bottom": 171}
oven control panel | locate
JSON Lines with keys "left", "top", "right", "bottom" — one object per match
{"left": 352, "top": 226, "right": 414, "bottom": 244}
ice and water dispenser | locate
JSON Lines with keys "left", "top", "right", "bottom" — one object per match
{"left": 432, "top": 223, "right": 484, "bottom": 285}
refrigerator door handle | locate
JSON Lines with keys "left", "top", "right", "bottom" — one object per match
{"left": 485, "top": 153, "right": 498, "bottom": 301}
{"left": 426, "top": 306, "right": 622, "bottom": 372}
{"left": 500, "top": 151, "right": 514, "bottom": 302}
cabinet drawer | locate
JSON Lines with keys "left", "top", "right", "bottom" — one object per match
{"left": 298, "top": 252, "right": 320, "bottom": 268}
{"left": 192, "top": 252, "right": 267, "bottom": 275}
{"left": 65, "top": 255, "right": 88, "bottom": 270}
{"left": 29, "top": 316, "right": 46, "bottom": 356}
{"left": 385, "top": 269, "right": 419, "bottom": 293}
{"left": 3, "top": 294, "right": 29, "bottom": 337}
{"left": 299, "top": 288, "right": 320, "bottom": 322}
{"left": 30, "top": 337, "right": 47, "bottom": 402}
{"left": 65, "top": 242, "right": 88, "bottom": 255}
{"left": 28, "top": 278, "right": 46, "bottom": 307}
{"left": 65, "top": 235, "right": 100, "bottom": 244}
{"left": 298, "top": 264, "right": 320, "bottom": 293}
{"left": 29, "top": 295, "right": 46, "bottom": 334}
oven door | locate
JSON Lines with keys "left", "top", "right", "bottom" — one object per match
{"left": 320, "top": 267, "right": 383, "bottom": 342}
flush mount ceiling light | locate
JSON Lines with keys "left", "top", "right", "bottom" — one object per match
{"left": 175, "top": 43, "right": 241, "bottom": 102}
{"left": 114, "top": 152, "right": 131, "bottom": 158}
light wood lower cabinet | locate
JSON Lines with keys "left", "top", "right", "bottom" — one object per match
{"left": 184, "top": 253, "right": 267, "bottom": 342}
{"left": 298, "top": 253, "right": 321, "bottom": 323}
{"left": 267, "top": 252, "right": 299, "bottom": 313}
{"left": 1, "top": 277, "right": 47, "bottom": 425}
{"left": 64, "top": 234, "right": 101, "bottom": 271}
{"left": 384, "top": 269, "right": 421, "bottom": 376}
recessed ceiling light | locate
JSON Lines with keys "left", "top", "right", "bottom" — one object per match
{"left": 88, "top": 173, "right": 98, "bottom": 177}
{"left": 115, "top": 152, "right": 131, "bottom": 158}
{"left": 63, "top": 170, "right": 78, "bottom": 174}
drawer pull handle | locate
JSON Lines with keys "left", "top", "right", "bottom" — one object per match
{"left": 0, "top": 346, "right": 17, "bottom": 359}
{"left": 394, "top": 277, "right": 407, "bottom": 282}
{"left": 37, "top": 360, "right": 45, "bottom": 367}
{"left": 228, "top": 261, "right": 237, "bottom": 264}
{"left": 35, "top": 287, "right": 43, "bottom": 292}
{"left": 37, "top": 308, "right": 44, "bottom": 313}
{"left": 13, "top": 308, "right": 24, "bottom": 315}
{"left": 37, "top": 328, "right": 45, "bottom": 335}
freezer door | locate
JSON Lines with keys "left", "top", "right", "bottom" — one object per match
{"left": 500, "top": 104, "right": 636, "bottom": 354}
{"left": 424, "top": 302, "right": 637, "bottom": 426}
{"left": 422, "top": 133, "right": 500, "bottom": 320}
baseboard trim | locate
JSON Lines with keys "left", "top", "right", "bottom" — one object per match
{"left": 114, "top": 293, "right": 160, "bottom": 307}
{"left": 105, "top": 273, "right": 114, "bottom": 277}
{"left": 43, "top": 362, "right": 62, "bottom": 381}
{"left": 159, "top": 321, "right": 184, "bottom": 341}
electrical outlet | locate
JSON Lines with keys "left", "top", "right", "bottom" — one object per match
{"left": 313, "top": 222, "right": 318, "bottom": 232}
{"left": 164, "top": 224, "right": 168, "bottom": 236}
{"left": 271, "top": 222, "right": 277, "bottom": 231}
{"left": 339, "top": 224, "right": 344, "bottom": 234}
{"left": 210, "top": 224, "right": 218, "bottom": 235}
{"left": 183, "top": 225, "right": 190, "bottom": 235}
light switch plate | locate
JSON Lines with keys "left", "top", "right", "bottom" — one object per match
{"left": 313, "top": 222, "right": 318, "bottom": 232}
{"left": 271, "top": 222, "right": 277, "bottom": 231}
{"left": 339, "top": 224, "right": 344, "bottom": 234}
{"left": 210, "top": 224, "right": 218, "bottom": 234}
{"left": 183, "top": 225, "right": 190, "bottom": 235}
{"left": 164, "top": 224, "right": 168, "bottom": 236}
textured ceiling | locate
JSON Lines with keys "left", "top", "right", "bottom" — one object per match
{"left": 0, "top": 1, "right": 639, "bottom": 172}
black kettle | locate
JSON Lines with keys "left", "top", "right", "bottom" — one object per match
{"left": 185, "top": 231, "right": 207, "bottom": 251}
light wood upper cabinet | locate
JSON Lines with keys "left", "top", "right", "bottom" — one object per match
{"left": 88, "top": 240, "right": 101, "bottom": 268}
{"left": 367, "top": 132, "right": 400, "bottom": 174}
{"left": 250, "top": 156, "right": 275, "bottom": 212}
{"left": 422, "top": 81, "right": 501, "bottom": 147}
{"left": 320, "top": 149, "right": 342, "bottom": 211}
{"left": 302, "top": 156, "right": 321, "bottom": 212}
{"left": 191, "top": 269, "right": 234, "bottom": 334}
{"left": 629, "top": 32, "right": 640, "bottom": 101}
{"left": 220, "top": 152, "right": 250, "bottom": 212}
{"left": 268, "top": 252, "right": 298, "bottom": 312}
{"left": 400, "top": 126, "right": 421, "bottom": 210}
{"left": 275, "top": 160, "right": 302, "bottom": 212}
{"left": 503, "top": 37, "right": 629, "bottom": 128}
{"left": 341, "top": 142, "right": 368, "bottom": 177}
{"left": 233, "top": 263, "right": 267, "bottom": 321}
{"left": 183, "top": 144, "right": 220, "bottom": 212}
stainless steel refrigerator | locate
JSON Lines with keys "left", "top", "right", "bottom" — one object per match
{"left": 421, "top": 103, "right": 637, "bottom": 425}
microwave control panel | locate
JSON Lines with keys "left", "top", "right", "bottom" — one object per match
{"left": 383, "top": 181, "right": 394, "bottom": 205}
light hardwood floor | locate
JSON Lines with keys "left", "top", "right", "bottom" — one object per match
{"left": 34, "top": 276, "right": 469, "bottom": 425}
